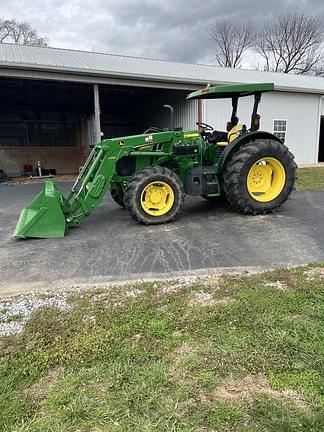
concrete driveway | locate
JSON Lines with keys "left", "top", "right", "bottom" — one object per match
{"left": 1, "top": 182, "right": 323, "bottom": 295}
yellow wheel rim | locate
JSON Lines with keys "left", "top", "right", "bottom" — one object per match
{"left": 140, "top": 181, "right": 175, "bottom": 216}
{"left": 247, "top": 157, "right": 286, "bottom": 202}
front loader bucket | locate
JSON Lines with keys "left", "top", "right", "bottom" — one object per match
{"left": 14, "top": 180, "right": 67, "bottom": 238}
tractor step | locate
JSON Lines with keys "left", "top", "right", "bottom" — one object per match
{"left": 206, "top": 181, "right": 219, "bottom": 196}
{"left": 204, "top": 166, "right": 220, "bottom": 196}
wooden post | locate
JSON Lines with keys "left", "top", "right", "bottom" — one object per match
{"left": 80, "top": 119, "right": 88, "bottom": 163}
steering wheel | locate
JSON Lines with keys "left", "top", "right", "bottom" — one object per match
{"left": 196, "top": 121, "right": 213, "bottom": 131}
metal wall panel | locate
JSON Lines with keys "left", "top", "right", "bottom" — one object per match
{"left": 174, "top": 99, "right": 197, "bottom": 130}
{"left": 320, "top": 98, "right": 324, "bottom": 116}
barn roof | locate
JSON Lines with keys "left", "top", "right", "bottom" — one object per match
{"left": 1, "top": 43, "right": 324, "bottom": 94}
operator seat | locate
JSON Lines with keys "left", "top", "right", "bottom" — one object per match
{"left": 217, "top": 123, "right": 247, "bottom": 147}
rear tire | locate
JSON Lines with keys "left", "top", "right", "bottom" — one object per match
{"left": 125, "top": 166, "right": 185, "bottom": 225}
{"left": 222, "top": 140, "right": 297, "bottom": 214}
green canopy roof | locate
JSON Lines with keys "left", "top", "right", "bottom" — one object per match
{"left": 187, "top": 82, "right": 274, "bottom": 100}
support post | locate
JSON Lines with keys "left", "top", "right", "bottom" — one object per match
{"left": 198, "top": 99, "right": 203, "bottom": 124}
{"left": 93, "top": 84, "right": 101, "bottom": 143}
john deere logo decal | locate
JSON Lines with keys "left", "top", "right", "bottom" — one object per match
{"left": 145, "top": 135, "right": 154, "bottom": 143}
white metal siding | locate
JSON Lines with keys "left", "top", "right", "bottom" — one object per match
{"left": 320, "top": 98, "right": 324, "bottom": 116}
{"left": 174, "top": 99, "right": 197, "bottom": 130}
{"left": 203, "top": 92, "right": 320, "bottom": 164}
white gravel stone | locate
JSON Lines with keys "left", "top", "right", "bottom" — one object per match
{"left": 125, "top": 289, "right": 144, "bottom": 298}
{"left": 264, "top": 281, "right": 287, "bottom": 290}
{"left": 0, "top": 292, "right": 71, "bottom": 336}
{"left": 160, "top": 276, "right": 199, "bottom": 294}
{"left": 303, "top": 267, "right": 324, "bottom": 280}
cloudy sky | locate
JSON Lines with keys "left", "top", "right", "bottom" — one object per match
{"left": 1, "top": 0, "right": 324, "bottom": 64}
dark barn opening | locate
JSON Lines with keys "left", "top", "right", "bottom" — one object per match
{"left": 318, "top": 116, "right": 324, "bottom": 162}
{"left": 0, "top": 77, "right": 93, "bottom": 175}
{"left": 0, "top": 77, "right": 189, "bottom": 176}
{"left": 99, "top": 85, "right": 188, "bottom": 138}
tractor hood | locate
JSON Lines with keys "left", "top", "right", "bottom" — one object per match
{"left": 187, "top": 82, "right": 274, "bottom": 100}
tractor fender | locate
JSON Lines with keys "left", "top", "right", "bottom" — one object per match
{"left": 217, "top": 131, "right": 282, "bottom": 174}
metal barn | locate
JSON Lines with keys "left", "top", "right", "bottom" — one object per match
{"left": 0, "top": 43, "right": 324, "bottom": 176}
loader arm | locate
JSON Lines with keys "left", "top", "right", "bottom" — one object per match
{"left": 14, "top": 132, "right": 175, "bottom": 238}
{"left": 63, "top": 145, "right": 127, "bottom": 227}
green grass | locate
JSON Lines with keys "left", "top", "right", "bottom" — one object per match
{"left": 296, "top": 167, "right": 324, "bottom": 191}
{"left": 0, "top": 265, "right": 324, "bottom": 431}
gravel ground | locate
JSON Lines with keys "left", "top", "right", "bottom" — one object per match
{"left": 0, "top": 291, "right": 71, "bottom": 336}
{"left": 3, "top": 266, "right": 323, "bottom": 338}
{"left": 0, "top": 275, "right": 200, "bottom": 336}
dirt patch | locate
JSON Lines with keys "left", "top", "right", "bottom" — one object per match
{"left": 86, "top": 378, "right": 107, "bottom": 392}
{"left": 24, "top": 367, "right": 64, "bottom": 403}
{"left": 213, "top": 297, "right": 236, "bottom": 306}
{"left": 189, "top": 291, "right": 215, "bottom": 306}
{"left": 170, "top": 341, "right": 199, "bottom": 373}
{"left": 189, "top": 291, "right": 235, "bottom": 307}
{"left": 173, "top": 341, "right": 197, "bottom": 360}
{"left": 169, "top": 341, "right": 199, "bottom": 388}
{"left": 198, "top": 392, "right": 213, "bottom": 405}
{"left": 213, "top": 373, "right": 308, "bottom": 410}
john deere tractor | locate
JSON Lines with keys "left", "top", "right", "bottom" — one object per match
{"left": 14, "top": 82, "right": 297, "bottom": 238}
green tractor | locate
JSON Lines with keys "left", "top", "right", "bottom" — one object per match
{"left": 14, "top": 82, "right": 297, "bottom": 239}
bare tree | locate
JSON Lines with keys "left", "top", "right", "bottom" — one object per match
{"left": 313, "top": 63, "right": 324, "bottom": 77}
{"left": 210, "top": 20, "right": 255, "bottom": 68}
{"left": 0, "top": 18, "right": 48, "bottom": 47}
{"left": 0, "top": 19, "right": 13, "bottom": 43}
{"left": 255, "top": 12, "right": 324, "bottom": 74}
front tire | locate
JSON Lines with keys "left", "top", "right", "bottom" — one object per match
{"left": 222, "top": 140, "right": 297, "bottom": 214}
{"left": 125, "top": 166, "right": 185, "bottom": 225}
